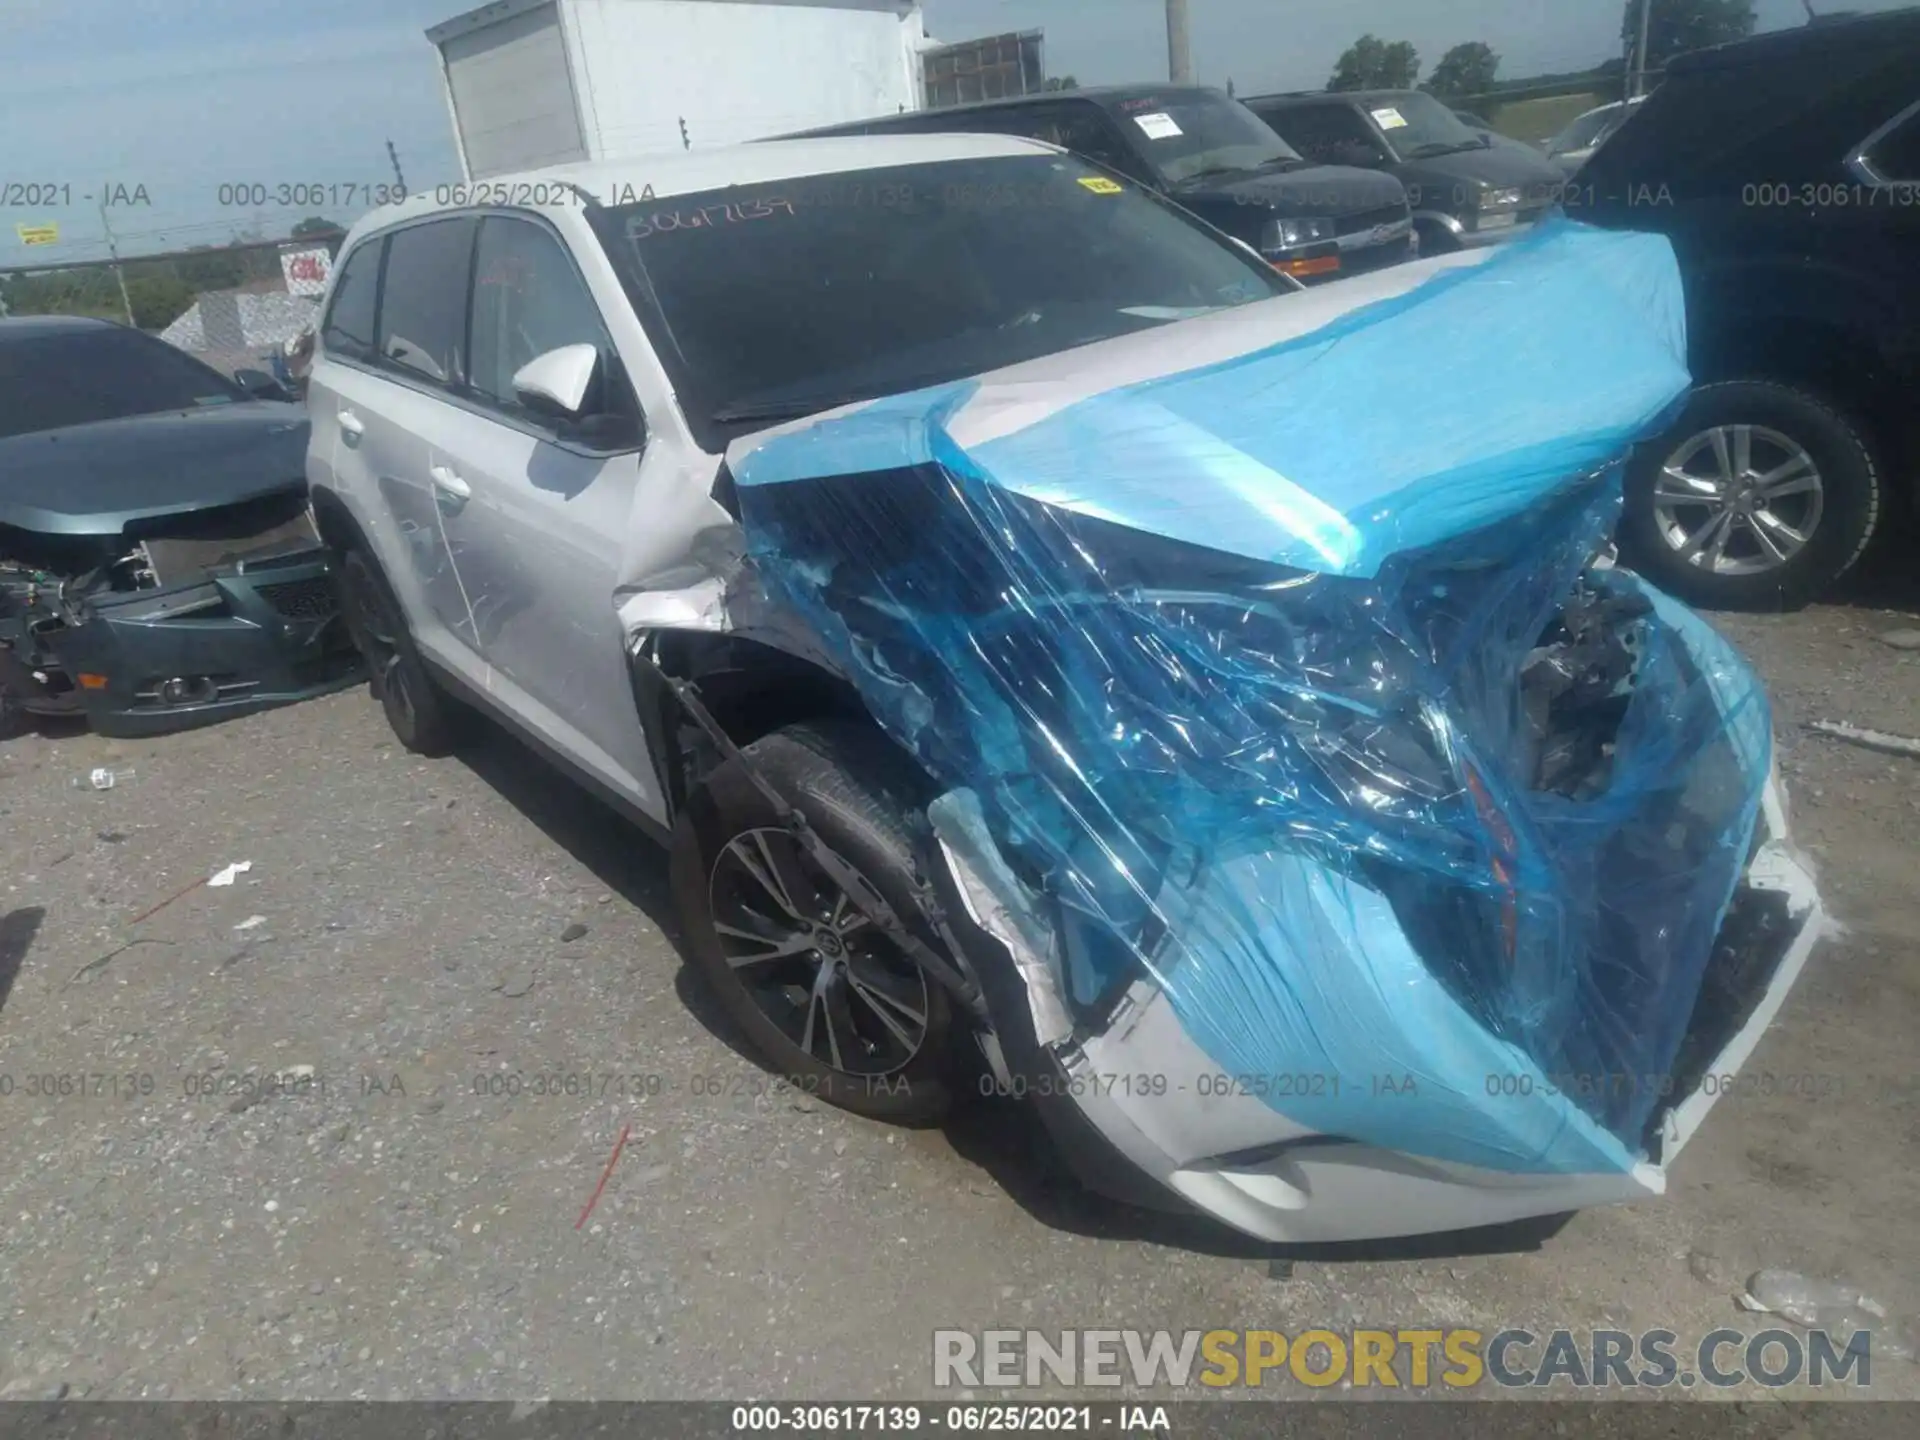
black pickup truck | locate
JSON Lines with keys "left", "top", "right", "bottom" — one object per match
{"left": 785, "top": 85, "right": 1416, "bottom": 284}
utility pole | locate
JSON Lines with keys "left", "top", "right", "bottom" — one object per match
{"left": 1165, "top": 0, "right": 1193, "bottom": 85}
{"left": 98, "top": 201, "right": 135, "bottom": 328}
{"left": 1631, "top": 0, "right": 1654, "bottom": 100}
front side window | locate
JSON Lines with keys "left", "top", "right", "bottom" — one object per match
{"left": 591, "top": 152, "right": 1290, "bottom": 452}
{"left": 375, "top": 217, "right": 478, "bottom": 388}
{"left": 467, "top": 216, "right": 640, "bottom": 447}
{"left": 0, "top": 327, "right": 242, "bottom": 440}
{"left": 321, "top": 241, "right": 381, "bottom": 363}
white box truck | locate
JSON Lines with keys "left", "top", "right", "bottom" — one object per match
{"left": 428, "top": 0, "right": 932, "bottom": 180}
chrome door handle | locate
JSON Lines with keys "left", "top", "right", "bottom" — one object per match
{"left": 337, "top": 410, "right": 365, "bottom": 439}
{"left": 430, "top": 465, "right": 472, "bottom": 501}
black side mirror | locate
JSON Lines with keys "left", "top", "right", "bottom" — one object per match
{"left": 233, "top": 367, "right": 292, "bottom": 401}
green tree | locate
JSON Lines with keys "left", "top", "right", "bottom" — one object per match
{"left": 1424, "top": 41, "right": 1501, "bottom": 100}
{"left": 1621, "top": 0, "right": 1756, "bottom": 71}
{"left": 1329, "top": 34, "right": 1421, "bottom": 91}
{"left": 176, "top": 247, "right": 246, "bottom": 292}
{"left": 124, "top": 275, "right": 195, "bottom": 331}
{"left": 291, "top": 216, "right": 345, "bottom": 238}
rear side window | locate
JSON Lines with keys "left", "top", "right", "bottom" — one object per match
{"left": 376, "top": 217, "right": 478, "bottom": 388}
{"left": 321, "top": 241, "right": 381, "bottom": 363}
{"left": 1862, "top": 103, "right": 1920, "bottom": 182}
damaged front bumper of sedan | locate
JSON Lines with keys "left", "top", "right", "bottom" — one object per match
{"left": 1, "top": 491, "right": 361, "bottom": 737}
{"left": 640, "top": 220, "right": 1830, "bottom": 1243}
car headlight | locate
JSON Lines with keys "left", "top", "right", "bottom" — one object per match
{"left": 1480, "top": 187, "right": 1524, "bottom": 211}
{"left": 1262, "top": 216, "right": 1338, "bottom": 251}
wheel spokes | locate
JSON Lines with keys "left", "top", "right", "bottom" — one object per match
{"left": 730, "top": 833, "right": 806, "bottom": 923}
{"left": 844, "top": 969, "right": 926, "bottom": 1050}
{"left": 1655, "top": 464, "right": 1721, "bottom": 504}
{"left": 1755, "top": 454, "right": 1818, "bottom": 500}
{"left": 1746, "top": 516, "right": 1790, "bottom": 565}
{"left": 714, "top": 916, "right": 818, "bottom": 969}
{"left": 1680, "top": 508, "right": 1736, "bottom": 567}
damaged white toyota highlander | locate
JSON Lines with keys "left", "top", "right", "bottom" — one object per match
{"left": 306, "top": 133, "right": 1828, "bottom": 1243}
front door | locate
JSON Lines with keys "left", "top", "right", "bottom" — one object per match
{"left": 428, "top": 212, "right": 658, "bottom": 807}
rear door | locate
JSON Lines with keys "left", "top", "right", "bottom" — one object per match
{"left": 421, "top": 211, "right": 657, "bottom": 806}
{"left": 311, "top": 219, "right": 485, "bottom": 675}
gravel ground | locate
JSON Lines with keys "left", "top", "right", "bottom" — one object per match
{"left": 2, "top": 565, "right": 1917, "bottom": 1405}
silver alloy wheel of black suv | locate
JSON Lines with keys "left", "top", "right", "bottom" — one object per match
{"left": 1620, "top": 380, "right": 1882, "bottom": 611}
{"left": 1651, "top": 423, "right": 1825, "bottom": 578}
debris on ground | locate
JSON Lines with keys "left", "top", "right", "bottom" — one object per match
{"left": 234, "top": 915, "right": 267, "bottom": 932}
{"left": 127, "top": 860, "right": 252, "bottom": 926}
{"left": 560, "top": 922, "right": 589, "bottom": 943}
{"left": 72, "top": 767, "right": 134, "bottom": 791}
{"left": 1805, "top": 718, "right": 1920, "bottom": 759}
{"left": 65, "top": 937, "right": 176, "bottom": 989}
{"left": 493, "top": 968, "right": 537, "bottom": 998}
{"left": 1876, "top": 629, "right": 1920, "bottom": 651}
{"left": 1739, "top": 1268, "right": 1885, "bottom": 1329}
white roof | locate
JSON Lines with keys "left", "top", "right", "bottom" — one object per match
{"left": 339, "top": 133, "right": 1057, "bottom": 249}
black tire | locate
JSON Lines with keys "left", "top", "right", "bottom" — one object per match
{"left": 1414, "top": 218, "right": 1463, "bottom": 255}
{"left": 670, "top": 721, "right": 958, "bottom": 1125}
{"left": 1619, "top": 380, "right": 1882, "bottom": 612}
{"left": 336, "top": 547, "right": 468, "bottom": 756}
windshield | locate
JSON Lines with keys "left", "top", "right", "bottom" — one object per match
{"left": 1552, "top": 104, "right": 1625, "bottom": 155}
{"left": 1362, "top": 91, "right": 1484, "bottom": 160}
{"left": 0, "top": 326, "right": 242, "bottom": 440}
{"left": 1098, "top": 91, "right": 1304, "bottom": 186}
{"left": 595, "top": 154, "right": 1291, "bottom": 450}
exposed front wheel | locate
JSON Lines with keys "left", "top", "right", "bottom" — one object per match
{"left": 670, "top": 721, "right": 958, "bottom": 1125}
{"left": 1619, "top": 381, "right": 1882, "bottom": 611}
{"left": 337, "top": 548, "right": 469, "bottom": 756}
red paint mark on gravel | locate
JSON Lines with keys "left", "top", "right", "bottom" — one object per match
{"left": 575, "top": 1123, "right": 632, "bottom": 1230}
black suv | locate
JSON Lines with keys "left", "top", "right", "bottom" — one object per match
{"left": 785, "top": 86, "right": 1415, "bottom": 283}
{"left": 1246, "top": 88, "right": 1564, "bottom": 255}
{"left": 1578, "top": 10, "right": 1920, "bottom": 609}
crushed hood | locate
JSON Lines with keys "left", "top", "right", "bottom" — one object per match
{"left": 710, "top": 220, "right": 1773, "bottom": 1181}
{"left": 0, "top": 401, "right": 309, "bottom": 538}
{"left": 725, "top": 220, "right": 1690, "bottom": 579}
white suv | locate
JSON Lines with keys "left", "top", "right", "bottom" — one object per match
{"left": 307, "top": 134, "right": 1823, "bottom": 1244}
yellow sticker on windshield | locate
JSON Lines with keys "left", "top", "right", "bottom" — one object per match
{"left": 1077, "top": 176, "right": 1123, "bottom": 195}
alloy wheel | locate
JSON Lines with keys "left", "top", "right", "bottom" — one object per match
{"left": 344, "top": 563, "right": 415, "bottom": 732}
{"left": 1652, "top": 424, "right": 1825, "bottom": 576}
{"left": 707, "top": 827, "right": 931, "bottom": 1077}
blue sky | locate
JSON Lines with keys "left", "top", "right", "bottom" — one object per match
{"left": 1, "top": 0, "right": 1903, "bottom": 266}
